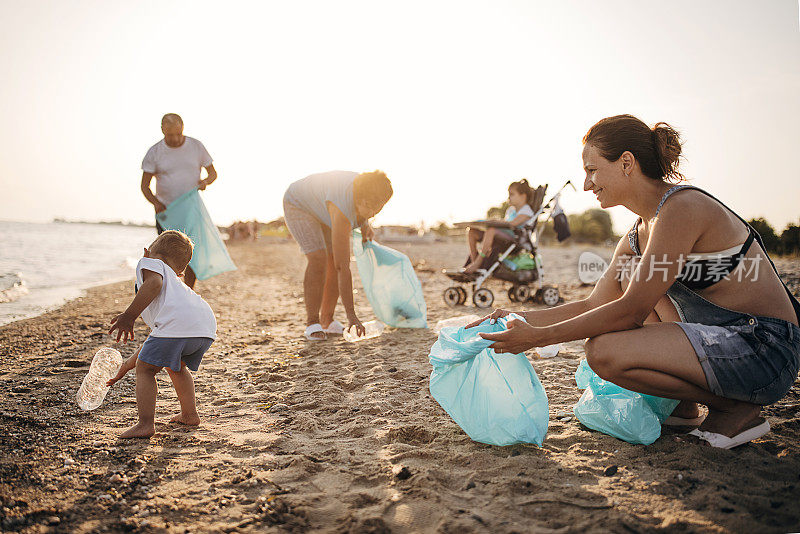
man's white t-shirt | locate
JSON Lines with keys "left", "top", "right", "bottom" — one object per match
{"left": 135, "top": 257, "right": 217, "bottom": 339}
{"left": 504, "top": 204, "right": 535, "bottom": 226}
{"left": 141, "top": 137, "right": 213, "bottom": 205}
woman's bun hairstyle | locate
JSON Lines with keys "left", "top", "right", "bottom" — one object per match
{"left": 583, "top": 115, "right": 685, "bottom": 183}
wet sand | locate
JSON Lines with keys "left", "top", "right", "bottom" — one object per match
{"left": 1, "top": 239, "right": 799, "bottom": 533}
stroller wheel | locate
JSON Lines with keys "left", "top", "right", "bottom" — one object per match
{"left": 473, "top": 288, "right": 494, "bottom": 308}
{"left": 507, "top": 287, "right": 518, "bottom": 302}
{"left": 443, "top": 287, "right": 462, "bottom": 307}
{"left": 512, "top": 284, "right": 531, "bottom": 302}
{"left": 456, "top": 286, "right": 467, "bottom": 305}
{"left": 541, "top": 285, "right": 560, "bottom": 307}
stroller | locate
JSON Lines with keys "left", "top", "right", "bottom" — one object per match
{"left": 443, "top": 180, "right": 575, "bottom": 309}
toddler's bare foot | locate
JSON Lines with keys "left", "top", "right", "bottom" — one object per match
{"left": 170, "top": 413, "right": 200, "bottom": 426}
{"left": 120, "top": 422, "right": 155, "bottom": 439}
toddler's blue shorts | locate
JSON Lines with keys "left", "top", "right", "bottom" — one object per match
{"left": 138, "top": 336, "right": 214, "bottom": 372}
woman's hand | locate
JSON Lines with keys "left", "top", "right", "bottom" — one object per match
{"left": 479, "top": 318, "right": 541, "bottom": 354}
{"left": 465, "top": 308, "right": 511, "bottom": 329}
{"left": 360, "top": 223, "right": 375, "bottom": 243}
{"left": 347, "top": 315, "right": 366, "bottom": 338}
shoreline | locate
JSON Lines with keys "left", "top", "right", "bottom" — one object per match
{"left": 0, "top": 220, "right": 157, "bottom": 327}
{"left": 1, "top": 240, "right": 799, "bottom": 533}
{"left": 0, "top": 273, "right": 139, "bottom": 328}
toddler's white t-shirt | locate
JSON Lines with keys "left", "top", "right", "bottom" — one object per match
{"left": 135, "top": 257, "right": 217, "bottom": 339}
{"left": 504, "top": 204, "right": 535, "bottom": 226}
{"left": 141, "top": 137, "right": 213, "bottom": 205}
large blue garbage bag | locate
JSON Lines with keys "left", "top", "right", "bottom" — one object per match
{"left": 352, "top": 231, "right": 427, "bottom": 328}
{"left": 429, "top": 315, "right": 549, "bottom": 446}
{"left": 573, "top": 359, "right": 679, "bottom": 445}
{"left": 156, "top": 189, "right": 237, "bottom": 280}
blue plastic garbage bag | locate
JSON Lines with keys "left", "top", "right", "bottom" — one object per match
{"left": 428, "top": 315, "right": 549, "bottom": 446}
{"left": 573, "top": 359, "right": 679, "bottom": 445}
{"left": 352, "top": 231, "right": 427, "bottom": 328}
{"left": 156, "top": 189, "right": 237, "bottom": 280}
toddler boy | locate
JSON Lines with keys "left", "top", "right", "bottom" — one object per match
{"left": 107, "top": 230, "right": 216, "bottom": 438}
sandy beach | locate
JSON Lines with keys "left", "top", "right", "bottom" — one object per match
{"left": 1, "top": 239, "right": 799, "bottom": 533}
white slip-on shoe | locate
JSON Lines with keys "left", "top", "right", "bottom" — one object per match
{"left": 304, "top": 323, "right": 327, "bottom": 341}
{"left": 688, "top": 420, "right": 770, "bottom": 449}
{"left": 323, "top": 320, "right": 345, "bottom": 335}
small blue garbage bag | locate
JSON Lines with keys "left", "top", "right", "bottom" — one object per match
{"left": 156, "top": 189, "right": 237, "bottom": 280}
{"left": 429, "top": 315, "right": 549, "bottom": 446}
{"left": 573, "top": 359, "right": 679, "bottom": 445}
{"left": 352, "top": 231, "right": 427, "bottom": 328}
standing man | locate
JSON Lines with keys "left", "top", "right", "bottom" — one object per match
{"left": 141, "top": 113, "right": 217, "bottom": 289}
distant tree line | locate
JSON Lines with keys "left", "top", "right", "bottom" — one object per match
{"left": 539, "top": 209, "right": 615, "bottom": 244}
{"left": 483, "top": 200, "right": 799, "bottom": 254}
{"left": 485, "top": 201, "right": 616, "bottom": 244}
{"left": 747, "top": 218, "right": 800, "bottom": 256}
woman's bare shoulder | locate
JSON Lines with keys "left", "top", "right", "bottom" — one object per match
{"left": 656, "top": 187, "right": 748, "bottom": 250}
{"left": 657, "top": 187, "right": 718, "bottom": 226}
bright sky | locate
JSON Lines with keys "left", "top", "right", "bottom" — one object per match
{"left": 1, "top": 0, "right": 798, "bottom": 234}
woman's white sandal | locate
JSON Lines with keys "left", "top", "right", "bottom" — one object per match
{"left": 688, "top": 420, "right": 770, "bottom": 449}
{"left": 323, "top": 320, "right": 345, "bottom": 335}
{"left": 304, "top": 323, "right": 327, "bottom": 341}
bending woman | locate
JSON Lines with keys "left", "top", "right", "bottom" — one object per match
{"left": 477, "top": 115, "right": 800, "bottom": 449}
{"left": 283, "top": 170, "right": 393, "bottom": 340}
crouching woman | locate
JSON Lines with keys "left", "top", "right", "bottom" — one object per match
{"left": 477, "top": 115, "right": 800, "bottom": 449}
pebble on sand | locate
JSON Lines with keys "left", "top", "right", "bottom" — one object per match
{"left": 392, "top": 465, "right": 412, "bottom": 480}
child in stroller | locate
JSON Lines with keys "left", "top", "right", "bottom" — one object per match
{"left": 444, "top": 180, "right": 573, "bottom": 308}
{"left": 464, "top": 179, "right": 537, "bottom": 274}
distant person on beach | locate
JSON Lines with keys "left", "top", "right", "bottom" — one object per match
{"left": 464, "top": 179, "right": 537, "bottom": 274}
{"left": 107, "top": 230, "right": 216, "bottom": 438}
{"left": 140, "top": 113, "right": 217, "bottom": 289}
{"left": 227, "top": 220, "right": 258, "bottom": 241}
{"left": 283, "top": 170, "right": 393, "bottom": 340}
{"left": 473, "top": 115, "right": 800, "bottom": 449}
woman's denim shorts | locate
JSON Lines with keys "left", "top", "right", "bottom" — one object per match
{"left": 676, "top": 316, "right": 800, "bottom": 405}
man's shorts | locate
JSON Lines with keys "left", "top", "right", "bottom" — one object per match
{"left": 138, "top": 336, "right": 214, "bottom": 372}
{"left": 282, "top": 196, "right": 332, "bottom": 255}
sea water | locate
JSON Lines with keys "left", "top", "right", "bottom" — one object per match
{"left": 0, "top": 221, "right": 156, "bottom": 325}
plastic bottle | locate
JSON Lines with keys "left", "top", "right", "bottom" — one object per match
{"left": 76, "top": 347, "right": 123, "bottom": 411}
{"left": 434, "top": 314, "right": 482, "bottom": 334}
{"left": 343, "top": 320, "right": 385, "bottom": 342}
{"left": 536, "top": 343, "right": 561, "bottom": 359}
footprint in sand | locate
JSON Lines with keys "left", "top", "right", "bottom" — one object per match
{"left": 386, "top": 425, "right": 437, "bottom": 445}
